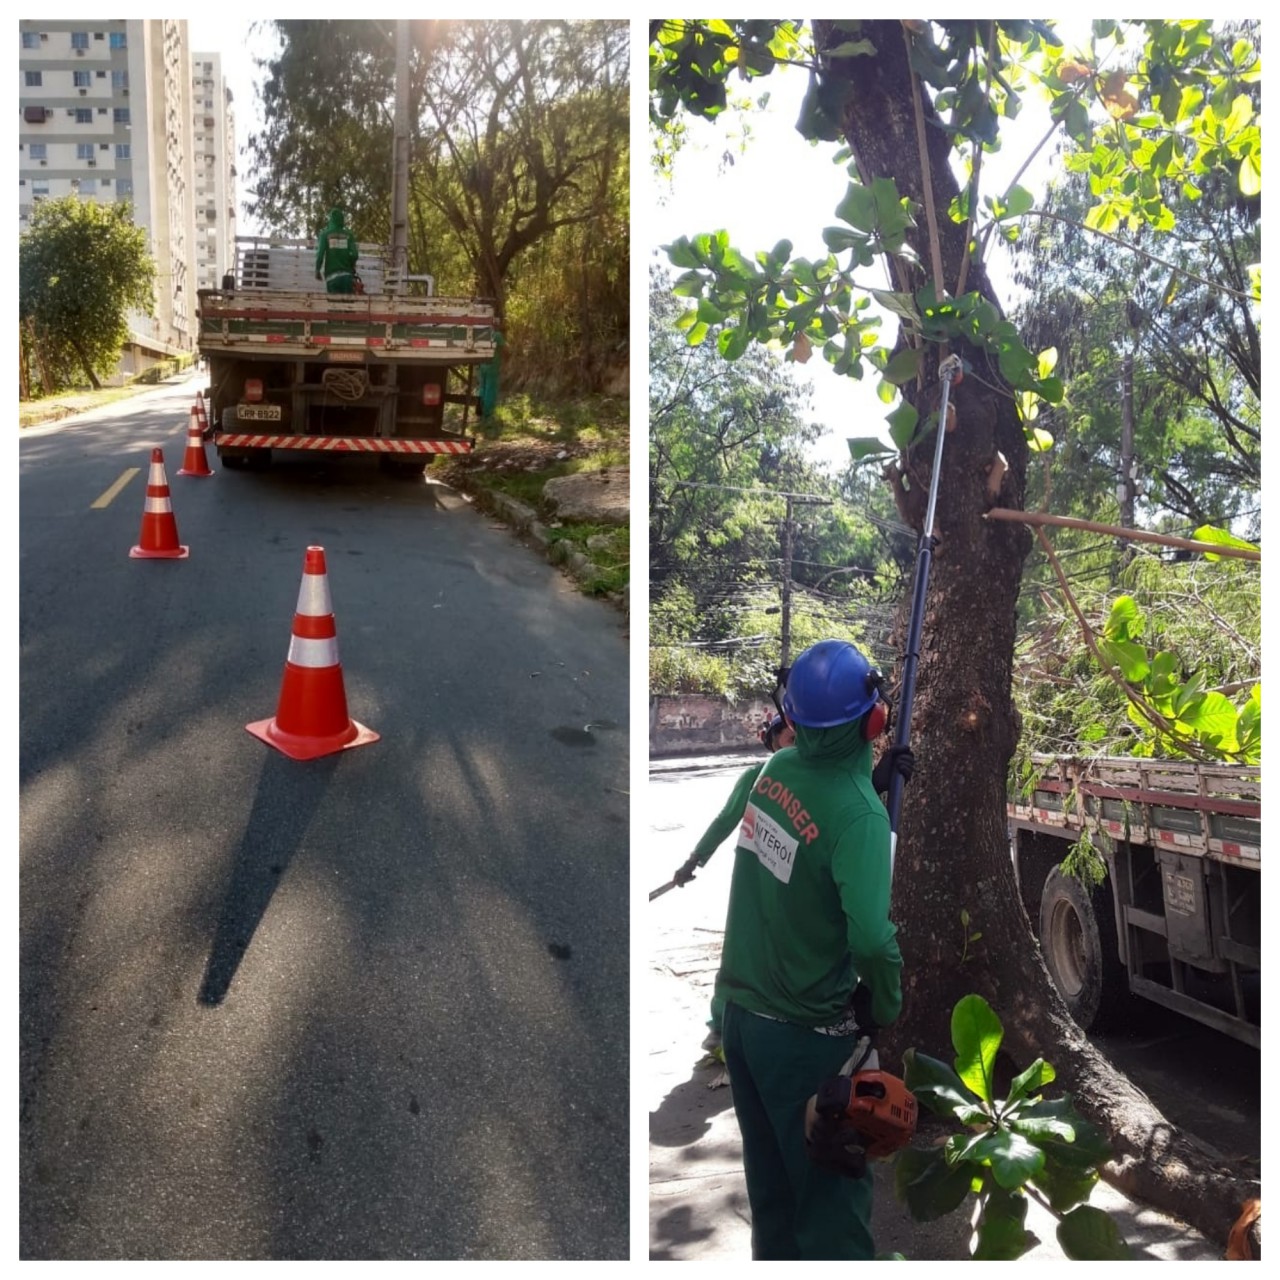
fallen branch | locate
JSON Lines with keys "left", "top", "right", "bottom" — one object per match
{"left": 986, "top": 508, "right": 1260, "bottom": 562}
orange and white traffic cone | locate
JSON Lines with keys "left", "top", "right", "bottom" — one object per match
{"left": 177, "top": 405, "right": 213, "bottom": 476}
{"left": 246, "top": 546, "right": 379, "bottom": 760}
{"left": 130, "top": 448, "right": 189, "bottom": 559}
{"left": 195, "top": 389, "right": 211, "bottom": 440}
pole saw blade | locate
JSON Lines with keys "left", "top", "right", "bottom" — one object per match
{"left": 649, "top": 880, "right": 678, "bottom": 901}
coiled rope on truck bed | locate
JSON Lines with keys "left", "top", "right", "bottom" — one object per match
{"left": 321, "top": 368, "right": 369, "bottom": 401}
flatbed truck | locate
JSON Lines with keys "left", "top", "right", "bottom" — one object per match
{"left": 197, "top": 236, "right": 497, "bottom": 475}
{"left": 1010, "top": 754, "right": 1260, "bottom": 1047}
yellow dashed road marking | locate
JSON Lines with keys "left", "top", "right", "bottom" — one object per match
{"left": 91, "top": 468, "right": 140, "bottom": 509}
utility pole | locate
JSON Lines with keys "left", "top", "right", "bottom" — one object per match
{"left": 666, "top": 479, "right": 833, "bottom": 670}
{"left": 390, "top": 19, "right": 411, "bottom": 295}
{"left": 780, "top": 495, "right": 795, "bottom": 668}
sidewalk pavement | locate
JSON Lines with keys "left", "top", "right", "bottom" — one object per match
{"left": 648, "top": 909, "right": 1223, "bottom": 1262}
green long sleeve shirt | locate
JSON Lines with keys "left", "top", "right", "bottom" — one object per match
{"left": 689, "top": 761, "right": 766, "bottom": 867}
{"left": 704, "top": 723, "right": 903, "bottom": 1030}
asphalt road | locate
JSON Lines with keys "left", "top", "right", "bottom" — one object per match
{"left": 19, "top": 375, "right": 630, "bottom": 1261}
{"left": 647, "top": 755, "right": 1261, "bottom": 1165}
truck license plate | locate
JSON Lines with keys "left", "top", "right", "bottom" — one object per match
{"left": 238, "top": 404, "right": 282, "bottom": 421}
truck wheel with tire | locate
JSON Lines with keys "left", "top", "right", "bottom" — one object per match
{"left": 1038, "top": 866, "right": 1129, "bottom": 1032}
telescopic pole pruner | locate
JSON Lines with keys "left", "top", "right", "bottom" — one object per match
{"left": 885, "top": 354, "right": 963, "bottom": 879}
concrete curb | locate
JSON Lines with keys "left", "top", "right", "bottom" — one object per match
{"left": 464, "top": 485, "right": 629, "bottom": 614}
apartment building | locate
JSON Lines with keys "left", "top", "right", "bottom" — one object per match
{"left": 191, "top": 53, "right": 238, "bottom": 293}
{"left": 19, "top": 19, "right": 236, "bottom": 366}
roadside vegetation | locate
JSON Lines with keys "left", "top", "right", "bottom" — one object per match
{"left": 437, "top": 391, "right": 629, "bottom": 597}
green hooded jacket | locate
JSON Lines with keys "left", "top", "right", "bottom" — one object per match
{"left": 713, "top": 720, "right": 903, "bottom": 1029}
{"left": 315, "top": 208, "right": 359, "bottom": 283}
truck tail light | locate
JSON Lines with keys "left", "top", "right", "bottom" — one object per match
{"left": 244, "top": 378, "right": 264, "bottom": 403}
{"left": 421, "top": 383, "right": 442, "bottom": 407}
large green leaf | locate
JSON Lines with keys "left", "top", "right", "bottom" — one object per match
{"left": 835, "top": 181, "right": 879, "bottom": 234}
{"left": 868, "top": 288, "right": 921, "bottom": 324}
{"left": 1192, "top": 524, "right": 1258, "bottom": 561}
{"left": 894, "top": 1146, "right": 976, "bottom": 1223}
{"left": 1057, "top": 1204, "right": 1132, "bottom": 1259}
{"left": 1098, "top": 638, "right": 1150, "bottom": 684}
{"left": 951, "top": 994, "right": 1003, "bottom": 1104}
{"left": 823, "top": 226, "right": 867, "bottom": 254}
{"left": 665, "top": 236, "right": 702, "bottom": 269}
{"left": 968, "top": 1129, "right": 1046, "bottom": 1190}
{"left": 882, "top": 347, "right": 923, "bottom": 386}
{"left": 1005, "top": 185, "right": 1036, "bottom": 219}
{"left": 902, "top": 1048, "right": 983, "bottom": 1120}
{"left": 1016, "top": 1097, "right": 1111, "bottom": 1169}
{"left": 1103, "top": 595, "right": 1142, "bottom": 642}
{"left": 886, "top": 400, "right": 919, "bottom": 450}
{"left": 1237, "top": 684, "right": 1261, "bottom": 755}
{"left": 1027, "top": 1152, "right": 1100, "bottom": 1215}
{"left": 849, "top": 436, "right": 893, "bottom": 463}
{"left": 1179, "top": 689, "right": 1238, "bottom": 750}
{"left": 717, "top": 324, "right": 751, "bottom": 361}
{"left": 1006, "top": 1057, "right": 1055, "bottom": 1106}
{"left": 973, "top": 1184, "right": 1038, "bottom": 1260}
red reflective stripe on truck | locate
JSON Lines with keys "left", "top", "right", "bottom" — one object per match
{"left": 216, "top": 433, "right": 471, "bottom": 453}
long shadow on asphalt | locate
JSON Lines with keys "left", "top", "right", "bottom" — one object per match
{"left": 198, "top": 749, "right": 341, "bottom": 1006}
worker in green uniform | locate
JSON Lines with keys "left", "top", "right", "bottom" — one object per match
{"left": 680, "top": 706, "right": 911, "bottom": 1056}
{"left": 669, "top": 639, "right": 907, "bottom": 1260}
{"left": 314, "top": 207, "right": 359, "bottom": 295}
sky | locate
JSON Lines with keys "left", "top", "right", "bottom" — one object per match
{"left": 650, "top": 22, "right": 1094, "bottom": 471}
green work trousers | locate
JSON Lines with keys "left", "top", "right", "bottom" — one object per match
{"left": 325, "top": 273, "right": 355, "bottom": 295}
{"left": 722, "top": 1000, "right": 875, "bottom": 1260}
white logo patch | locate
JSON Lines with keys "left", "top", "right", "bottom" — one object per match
{"left": 738, "top": 801, "right": 800, "bottom": 883}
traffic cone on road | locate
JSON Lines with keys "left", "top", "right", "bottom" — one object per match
{"left": 177, "top": 405, "right": 213, "bottom": 476}
{"left": 195, "top": 389, "right": 211, "bottom": 440}
{"left": 129, "top": 448, "right": 189, "bottom": 559}
{"left": 246, "top": 546, "right": 379, "bottom": 760}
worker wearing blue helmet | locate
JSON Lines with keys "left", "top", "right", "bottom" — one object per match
{"left": 671, "top": 639, "right": 908, "bottom": 1259}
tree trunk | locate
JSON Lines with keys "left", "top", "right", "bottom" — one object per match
{"left": 70, "top": 337, "right": 101, "bottom": 391}
{"left": 816, "top": 20, "right": 1258, "bottom": 1247}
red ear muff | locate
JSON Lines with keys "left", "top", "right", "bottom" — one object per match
{"left": 863, "top": 699, "right": 889, "bottom": 741}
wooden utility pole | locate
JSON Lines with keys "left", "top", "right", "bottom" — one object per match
{"left": 1119, "top": 348, "right": 1136, "bottom": 563}
{"left": 390, "top": 20, "right": 411, "bottom": 294}
{"left": 780, "top": 495, "right": 795, "bottom": 668}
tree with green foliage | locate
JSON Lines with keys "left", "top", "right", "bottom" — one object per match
{"left": 651, "top": 261, "right": 899, "bottom": 692}
{"left": 651, "top": 18, "right": 1260, "bottom": 1243}
{"left": 1010, "top": 47, "right": 1260, "bottom": 544}
{"left": 249, "top": 19, "right": 629, "bottom": 390}
{"left": 19, "top": 196, "right": 156, "bottom": 393}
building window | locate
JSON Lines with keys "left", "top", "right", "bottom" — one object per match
{"left": 23, "top": 32, "right": 40, "bottom": 49}
{"left": 74, "top": 70, "right": 91, "bottom": 88}
{"left": 116, "top": 144, "right": 131, "bottom": 159}
{"left": 25, "top": 71, "right": 42, "bottom": 87}
{"left": 117, "top": 179, "right": 133, "bottom": 199}
{"left": 76, "top": 108, "right": 92, "bottom": 123}
{"left": 79, "top": 178, "right": 97, "bottom": 194}
{"left": 33, "top": 181, "right": 50, "bottom": 197}
{"left": 29, "top": 143, "right": 47, "bottom": 160}
{"left": 77, "top": 143, "right": 94, "bottom": 160}
{"left": 112, "top": 70, "right": 128, "bottom": 89}
{"left": 109, "top": 32, "right": 127, "bottom": 49}
{"left": 71, "top": 31, "right": 89, "bottom": 49}
{"left": 114, "top": 107, "right": 130, "bottom": 124}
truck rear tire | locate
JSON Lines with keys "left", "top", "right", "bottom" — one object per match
{"left": 1038, "top": 867, "right": 1129, "bottom": 1032}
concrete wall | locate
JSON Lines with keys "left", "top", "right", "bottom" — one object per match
{"left": 650, "top": 693, "right": 775, "bottom": 757}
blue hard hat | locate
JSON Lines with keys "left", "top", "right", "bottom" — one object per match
{"left": 782, "top": 640, "right": 878, "bottom": 728}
